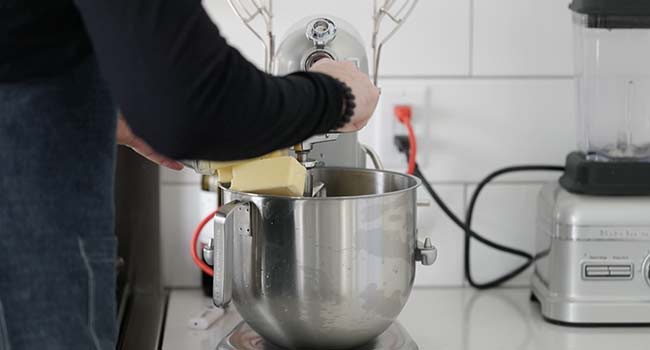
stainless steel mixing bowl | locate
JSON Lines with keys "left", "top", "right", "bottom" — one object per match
{"left": 212, "top": 167, "right": 435, "bottom": 349}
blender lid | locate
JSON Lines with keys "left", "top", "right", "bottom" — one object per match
{"left": 570, "top": 0, "right": 650, "bottom": 16}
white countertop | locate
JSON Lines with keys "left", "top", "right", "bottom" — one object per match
{"left": 162, "top": 288, "right": 650, "bottom": 350}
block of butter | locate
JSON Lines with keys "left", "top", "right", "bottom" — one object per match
{"left": 229, "top": 156, "right": 307, "bottom": 197}
{"left": 193, "top": 149, "right": 288, "bottom": 178}
{"left": 217, "top": 168, "right": 233, "bottom": 184}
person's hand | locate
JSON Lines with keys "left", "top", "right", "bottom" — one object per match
{"left": 309, "top": 59, "right": 380, "bottom": 132}
{"left": 116, "top": 113, "right": 184, "bottom": 170}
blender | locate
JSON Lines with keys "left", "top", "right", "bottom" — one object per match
{"left": 531, "top": 0, "right": 650, "bottom": 325}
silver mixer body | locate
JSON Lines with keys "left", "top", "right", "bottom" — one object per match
{"left": 275, "top": 16, "right": 370, "bottom": 170}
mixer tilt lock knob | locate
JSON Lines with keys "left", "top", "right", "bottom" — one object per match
{"left": 306, "top": 18, "right": 337, "bottom": 48}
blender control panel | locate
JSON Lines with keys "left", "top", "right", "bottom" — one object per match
{"left": 582, "top": 263, "right": 634, "bottom": 280}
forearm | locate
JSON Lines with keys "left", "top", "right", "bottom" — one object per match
{"left": 74, "top": 0, "right": 344, "bottom": 160}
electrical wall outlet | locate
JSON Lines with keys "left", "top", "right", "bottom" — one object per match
{"left": 359, "top": 85, "right": 430, "bottom": 171}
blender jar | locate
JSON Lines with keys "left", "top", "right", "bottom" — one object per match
{"left": 572, "top": 5, "right": 650, "bottom": 161}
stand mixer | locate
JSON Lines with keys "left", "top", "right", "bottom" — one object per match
{"left": 184, "top": 1, "right": 438, "bottom": 349}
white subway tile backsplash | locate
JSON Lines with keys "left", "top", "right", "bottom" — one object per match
{"left": 414, "top": 185, "right": 466, "bottom": 287}
{"left": 363, "top": 79, "right": 574, "bottom": 183}
{"left": 464, "top": 183, "right": 544, "bottom": 287}
{"left": 473, "top": 0, "right": 574, "bottom": 76}
{"left": 377, "top": 0, "right": 471, "bottom": 77}
{"left": 161, "top": 184, "right": 218, "bottom": 287}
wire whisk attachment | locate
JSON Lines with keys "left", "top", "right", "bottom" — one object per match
{"left": 372, "top": 0, "right": 418, "bottom": 85}
{"left": 226, "top": 0, "right": 275, "bottom": 72}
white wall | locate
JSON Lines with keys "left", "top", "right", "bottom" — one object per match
{"left": 160, "top": 0, "right": 576, "bottom": 288}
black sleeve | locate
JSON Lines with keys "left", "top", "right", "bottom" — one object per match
{"left": 72, "top": 0, "right": 345, "bottom": 160}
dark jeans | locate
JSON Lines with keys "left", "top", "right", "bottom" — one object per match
{"left": 0, "top": 57, "right": 117, "bottom": 350}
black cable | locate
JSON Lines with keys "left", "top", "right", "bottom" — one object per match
{"left": 463, "top": 165, "right": 564, "bottom": 289}
{"left": 414, "top": 164, "right": 563, "bottom": 289}
{"left": 395, "top": 135, "right": 565, "bottom": 289}
{"left": 413, "top": 165, "right": 533, "bottom": 260}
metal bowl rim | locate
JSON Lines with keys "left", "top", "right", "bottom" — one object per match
{"left": 219, "top": 167, "right": 421, "bottom": 201}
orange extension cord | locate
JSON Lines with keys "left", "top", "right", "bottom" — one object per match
{"left": 394, "top": 105, "right": 417, "bottom": 175}
{"left": 191, "top": 209, "right": 217, "bottom": 276}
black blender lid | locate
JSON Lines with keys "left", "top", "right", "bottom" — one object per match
{"left": 570, "top": 0, "right": 650, "bottom": 16}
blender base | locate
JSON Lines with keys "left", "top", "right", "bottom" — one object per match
{"left": 532, "top": 183, "right": 650, "bottom": 325}
{"left": 217, "top": 321, "right": 418, "bottom": 350}
{"left": 560, "top": 151, "right": 650, "bottom": 195}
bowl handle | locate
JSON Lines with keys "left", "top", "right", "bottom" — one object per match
{"left": 212, "top": 200, "right": 251, "bottom": 308}
{"left": 415, "top": 237, "right": 437, "bottom": 266}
